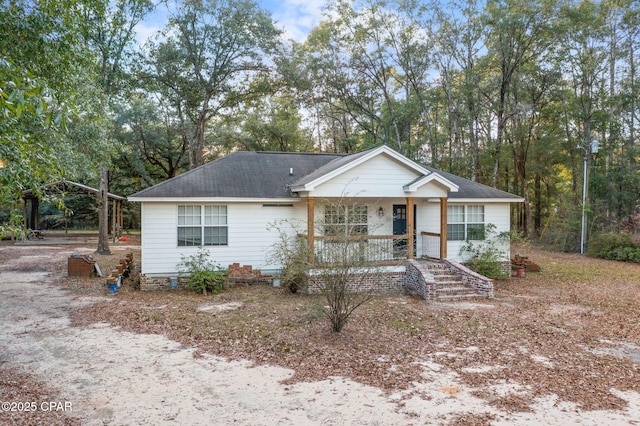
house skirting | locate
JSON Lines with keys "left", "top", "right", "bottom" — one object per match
{"left": 306, "top": 265, "right": 407, "bottom": 294}
{"left": 140, "top": 263, "right": 275, "bottom": 291}
{"left": 139, "top": 261, "right": 496, "bottom": 298}
{"left": 139, "top": 274, "right": 187, "bottom": 291}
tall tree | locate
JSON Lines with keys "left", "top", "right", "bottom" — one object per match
{"left": 79, "top": 0, "right": 154, "bottom": 253}
{"left": 222, "top": 95, "right": 315, "bottom": 152}
{"left": 82, "top": 0, "right": 154, "bottom": 97}
{"left": 143, "top": 0, "right": 282, "bottom": 169}
{"left": 0, "top": 0, "right": 101, "bottom": 234}
{"left": 481, "top": 0, "right": 558, "bottom": 187}
{"left": 113, "top": 96, "right": 190, "bottom": 185}
{"left": 433, "top": 0, "right": 486, "bottom": 180}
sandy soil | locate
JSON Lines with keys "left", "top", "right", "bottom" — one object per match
{"left": 2, "top": 243, "right": 640, "bottom": 425}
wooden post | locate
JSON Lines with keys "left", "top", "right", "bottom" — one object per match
{"left": 22, "top": 200, "right": 27, "bottom": 232}
{"left": 111, "top": 198, "right": 116, "bottom": 239}
{"left": 118, "top": 200, "right": 123, "bottom": 231}
{"left": 407, "top": 197, "right": 414, "bottom": 259}
{"left": 440, "top": 197, "right": 448, "bottom": 259}
{"left": 307, "top": 197, "right": 315, "bottom": 264}
{"left": 31, "top": 198, "right": 39, "bottom": 229}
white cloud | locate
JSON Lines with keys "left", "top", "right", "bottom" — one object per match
{"left": 134, "top": 0, "right": 326, "bottom": 46}
{"left": 268, "top": 0, "right": 326, "bottom": 42}
{"left": 135, "top": 22, "right": 162, "bottom": 46}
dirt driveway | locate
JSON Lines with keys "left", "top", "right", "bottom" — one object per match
{"left": 1, "top": 242, "right": 640, "bottom": 425}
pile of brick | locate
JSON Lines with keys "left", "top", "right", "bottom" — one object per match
{"left": 106, "top": 252, "right": 135, "bottom": 290}
{"left": 511, "top": 254, "right": 540, "bottom": 272}
{"left": 227, "top": 263, "right": 272, "bottom": 285}
{"left": 68, "top": 254, "right": 96, "bottom": 277}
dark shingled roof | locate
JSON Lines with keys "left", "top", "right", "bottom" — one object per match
{"left": 424, "top": 166, "right": 522, "bottom": 200}
{"left": 129, "top": 149, "right": 522, "bottom": 201}
{"left": 291, "top": 147, "right": 375, "bottom": 188}
{"left": 129, "top": 151, "right": 345, "bottom": 199}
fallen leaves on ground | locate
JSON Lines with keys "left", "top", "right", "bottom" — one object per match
{"left": 3, "top": 239, "right": 640, "bottom": 423}
{"left": 0, "top": 364, "right": 81, "bottom": 426}
{"left": 67, "top": 245, "right": 640, "bottom": 416}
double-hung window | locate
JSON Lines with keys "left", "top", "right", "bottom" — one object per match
{"left": 324, "top": 205, "right": 368, "bottom": 236}
{"left": 447, "top": 205, "right": 485, "bottom": 241}
{"left": 178, "top": 205, "right": 228, "bottom": 246}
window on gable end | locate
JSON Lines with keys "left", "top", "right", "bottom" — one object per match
{"left": 178, "top": 205, "right": 228, "bottom": 246}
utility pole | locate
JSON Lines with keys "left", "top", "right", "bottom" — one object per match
{"left": 578, "top": 140, "right": 598, "bottom": 255}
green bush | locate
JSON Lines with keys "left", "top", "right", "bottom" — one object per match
{"left": 587, "top": 232, "right": 640, "bottom": 263}
{"left": 459, "top": 224, "right": 510, "bottom": 279}
{"left": 280, "top": 262, "right": 307, "bottom": 293}
{"left": 185, "top": 270, "right": 226, "bottom": 294}
{"left": 178, "top": 248, "right": 227, "bottom": 294}
{"left": 587, "top": 232, "right": 632, "bottom": 257}
{"left": 267, "top": 222, "right": 309, "bottom": 294}
{"left": 468, "top": 252, "right": 505, "bottom": 278}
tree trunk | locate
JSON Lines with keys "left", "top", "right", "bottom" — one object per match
{"left": 534, "top": 171, "right": 542, "bottom": 237}
{"left": 96, "top": 164, "right": 111, "bottom": 255}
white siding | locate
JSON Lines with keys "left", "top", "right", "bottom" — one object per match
{"left": 140, "top": 202, "right": 307, "bottom": 275}
{"left": 310, "top": 155, "right": 420, "bottom": 198}
{"left": 445, "top": 202, "right": 512, "bottom": 262}
{"left": 140, "top": 199, "right": 513, "bottom": 274}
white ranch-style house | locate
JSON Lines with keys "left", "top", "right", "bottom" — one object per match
{"left": 129, "top": 145, "right": 523, "bottom": 294}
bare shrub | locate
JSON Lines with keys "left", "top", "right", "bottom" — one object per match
{"left": 270, "top": 198, "right": 394, "bottom": 333}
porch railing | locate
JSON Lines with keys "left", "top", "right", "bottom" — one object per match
{"left": 313, "top": 235, "right": 409, "bottom": 264}
{"left": 420, "top": 232, "right": 441, "bottom": 259}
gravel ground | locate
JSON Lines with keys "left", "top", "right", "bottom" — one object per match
{"left": 1, "top": 240, "right": 640, "bottom": 425}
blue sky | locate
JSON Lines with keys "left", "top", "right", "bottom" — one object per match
{"left": 136, "top": 0, "right": 328, "bottom": 44}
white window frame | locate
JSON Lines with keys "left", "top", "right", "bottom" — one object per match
{"left": 323, "top": 204, "right": 368, "bottom": 236}
{"left": 177, "top": 205, "right": 228, "bottom": 246}
{"left": 447, "top": 205, "right": 485, "bottom": 241}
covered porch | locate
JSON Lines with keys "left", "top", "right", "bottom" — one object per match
{"left": 304, "top": 196, "right": 449, "bottom": 265}
{"left": 22, "top": 180, "right": 126, "bottom": 239}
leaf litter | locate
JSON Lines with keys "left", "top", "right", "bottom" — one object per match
{"left": 2, "top": 240, "right": 640, "bottom": 424}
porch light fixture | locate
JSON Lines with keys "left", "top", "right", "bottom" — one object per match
{"left": 378, "top": 207, "right": 384, "bottom": 218}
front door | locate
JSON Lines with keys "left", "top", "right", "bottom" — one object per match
{"left": 393, "top": 204, "right": 416, "bottom": 257}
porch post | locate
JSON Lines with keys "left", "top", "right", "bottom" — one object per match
{"left": 406, "top": 197, "right": 414, "bottom": 259}
{"left": 307, "top": 196, "right": 315, "bottom": 264}
{"left": 440, "top": 197, "right": 448, "bottom": 259}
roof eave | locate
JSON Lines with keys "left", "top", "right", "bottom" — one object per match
{"left": 403, "top": 173, "right": 459, "bottom": 193}
{"left": 295, "top": 145, "right": 432, "bottom": 192}
{"left": 127, "top": 196, "right": 302, "bottom": 203}
{"left": 446, "top": 197, "right": 525, "bottom": 203}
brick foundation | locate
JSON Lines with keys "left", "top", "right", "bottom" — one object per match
{"left": 307, "top": 267, "right": 406, "bottom": 294}
{"left": 138, "top": 259, "right": 495, "bottom": 297}
{"left": 140, "top": 263, "right": 274, "bottom": 291}
{"left": 139, "top": 274, "right": 188, "bottom": 291}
